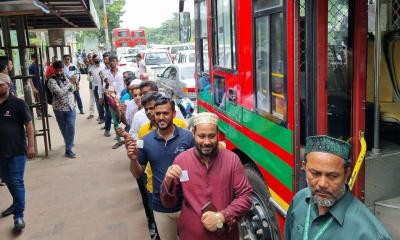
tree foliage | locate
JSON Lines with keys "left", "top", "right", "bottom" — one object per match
{"left": 144, "top": 13, "right": 194, "bottom": 45}
{"left": 78, "top": 0, "right": 126, "bottom": 49}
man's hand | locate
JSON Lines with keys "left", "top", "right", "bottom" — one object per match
{"left": 201, "top": 211, "right": 224, "bottom": 232}
{"left": 126, "top": 140, "right": 137, "bottom": 160}
{"left": 33, "top": 88, "right": 38, "bottom": 94}
{"left": 165, "top": 164, "right": 182, "bottom": 186}
{"left": 99, "top": 98, "right": 104, "bottom": 105}
{"left": 27, "top": 145, "right": 35, "bottom": 159}
{"left": 116, "top": 127, "right": 128, "bottom": 138}
{"left": 69, "top": 75, "right": 77, "bottom": 84}
{"left": 120, "top": 104, "right": 127, "bottom": 113}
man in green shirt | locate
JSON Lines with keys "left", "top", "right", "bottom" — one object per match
{"left": 284, "top": 135, "right": 391, "bottom": 240}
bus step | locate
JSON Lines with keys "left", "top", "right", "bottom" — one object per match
{"left": 375, "top": 196, "right": 400, "bottom": 239}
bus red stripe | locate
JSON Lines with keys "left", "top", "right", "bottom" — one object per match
{"left": 198, "top": 100, "right": 294, "bottom": 168}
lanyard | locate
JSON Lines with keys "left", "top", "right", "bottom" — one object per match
{"left": 303, "top": 202, "right": 334, "bottom": 240}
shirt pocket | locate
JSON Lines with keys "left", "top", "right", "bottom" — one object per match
{"left": 291, "top": 219, "right": 304, "bottom": 240}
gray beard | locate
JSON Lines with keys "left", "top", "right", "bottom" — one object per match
{"left": 310, "top": 185, "right": 346, "bottom": 207}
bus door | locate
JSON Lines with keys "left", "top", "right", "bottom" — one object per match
{"left": 298, "top": 0, "right": 366, "bottom": 196}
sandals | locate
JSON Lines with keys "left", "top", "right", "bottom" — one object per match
{"left": 112, "top": 142, "right": 124, "bottom": 149}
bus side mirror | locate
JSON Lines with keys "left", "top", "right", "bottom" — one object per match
{"left": 179, "top": 12, "right": 191, "bottom": 43}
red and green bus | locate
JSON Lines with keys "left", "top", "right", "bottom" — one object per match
{"left": 180, "top": 0, "right": 400, "bottom": 238}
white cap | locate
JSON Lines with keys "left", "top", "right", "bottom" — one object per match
{"left": 129, "top": 79, "right": 142, "bottom": 87}
{"left": 193, "top": 112, "right": 218, "bottom": 126}
{"left": 0, "top": 73, "right": 11, "bottom": 85}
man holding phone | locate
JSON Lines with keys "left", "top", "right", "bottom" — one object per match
{"left": 160, "top": 112, "right": 253, "bottom": 240}
{"left": 63, "top": 54, "right": 84, "bottom": 114}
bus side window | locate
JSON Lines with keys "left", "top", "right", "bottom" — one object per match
{"left": 254, "top": 1, "right": 287, "bottom": 124}
{"left": 195, "top": 0, "right": 211, "bottom": 95}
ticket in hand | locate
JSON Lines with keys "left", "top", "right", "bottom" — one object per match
{"left": 136, "top": 139, "right": 144, "bottom": 149}
{"left": 180, "top": 170, "right": 189, "bottom": 182}
{"left": 118, "top": 122, "right": 126, "bottom": 129}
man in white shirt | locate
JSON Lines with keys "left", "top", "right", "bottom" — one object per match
{"left": 86, "top": 53, "right": 96, "bottom": 119}
{"left": 63, "top": 54, "right": 84, "bottom": 114}
{"left": 98, "top": 52, "right": 113, "bottom": 136}
{"left": 137, "top": 53, "right": 146, "bottom": 75}
{"left": 103, "top": 54, "right": 125, "bottom": 145}
{"left": 91, "top": 54, "right": 104, "bottom": 123}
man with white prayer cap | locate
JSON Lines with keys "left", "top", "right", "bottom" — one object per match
{"left": 160, "top": 112, "right": 253, "bottom": 240}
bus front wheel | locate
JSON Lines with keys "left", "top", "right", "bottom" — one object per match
{"left": 239, "top": 164, "right": 280, "bottom": 240}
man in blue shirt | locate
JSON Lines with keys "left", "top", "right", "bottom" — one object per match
{"left": 126, "top": 96, "right": 193, "bottom": 240}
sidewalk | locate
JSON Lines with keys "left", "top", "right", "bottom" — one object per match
{"left": 0, "top": 76, "right": 149, "bottom": 240}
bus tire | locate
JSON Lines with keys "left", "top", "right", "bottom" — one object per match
{"left": 240, "top": 164, "right": 280, "bottom": 240}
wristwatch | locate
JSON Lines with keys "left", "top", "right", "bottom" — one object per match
{"left": 215, "top": 213, "right": 224, "bottom": 229}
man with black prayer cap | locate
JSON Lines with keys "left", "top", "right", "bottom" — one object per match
{"left": 284, "top": 135, "right": 391, "bottom": 240}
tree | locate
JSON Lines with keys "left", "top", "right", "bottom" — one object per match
{"left": 144, "top": 12, "right": 194, "bottom": 45}
{"left": 77, "top": 0, "right": 126, "bottom": 49}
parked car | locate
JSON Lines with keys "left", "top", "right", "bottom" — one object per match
{"left": 170, "top": 44, "right": 190, "bottom": 61}
{"left": 142, "top": 49, "right": 173, "bottom": 80}
{"left": 118, "top": 54, "right": 138, "bottom": 76}
{"left": 175, "top": 50, "right": 196, "bottom": 64}
{"left": 157, "top": 64, "right": 196, "bottom": 100}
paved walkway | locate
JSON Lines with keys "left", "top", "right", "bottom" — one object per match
{"left": 0, "top": 76, "right": 149, "bottom": 240}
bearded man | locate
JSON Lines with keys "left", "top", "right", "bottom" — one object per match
{"left": 160, "top": 112, "right": 252, "bottom": 240}
{"left": 284, "top": 135, "right": 391, "bottom": 240}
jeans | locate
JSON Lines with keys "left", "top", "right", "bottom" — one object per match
{"left": 103, "top": 95, "right": 112, "bottom": 131}
{"left": 93, "top": 87, "right": 104, "bottom": 120}
{"left": 88, "top": 87, "right": 95, "bottom": 115}
{"left": 136, "top": 176, "right": 156, "bottom": 225}
{"left": 73, "top": 90, "right": 83, "bottom": 113}
{"left": 54, "top": 109, "right": 76, "bottom": 152}
{"left": 0, "top": 155, "right": 27, "bottom": 218}
{"left": 110, "top": 107, "right": 121, "bottom": 143}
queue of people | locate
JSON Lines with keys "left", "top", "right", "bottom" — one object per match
{"left": 0, "top": 49, "right": 393, "bottom": 239}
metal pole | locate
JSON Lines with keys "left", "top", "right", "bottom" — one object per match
{"left": 372, "top": 0, "right": 381, "bottom": 156}
{"left": 103, "top": 0, "right": 110, "bottom": 51}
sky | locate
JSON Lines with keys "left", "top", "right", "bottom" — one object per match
{"left": 120, "top": 0, "right": 194, "bottom": 29}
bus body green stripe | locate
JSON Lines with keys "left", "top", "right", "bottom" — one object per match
{"left": 199, "top": 92, "right": 293, "bottom": 154}
{"left": 198, "top": 105, "right": 293, "bottom": 190}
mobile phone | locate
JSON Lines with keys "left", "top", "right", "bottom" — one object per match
{"left": 201, "top": 201, "right": 217, "bottom": 214}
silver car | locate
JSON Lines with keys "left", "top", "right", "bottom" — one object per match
{"left": 157, "top": 64, "right": 196, "bottom": 100}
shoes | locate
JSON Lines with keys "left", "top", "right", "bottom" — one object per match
{"left": 64, "top": 151, "right": 77, "bottom": 159}
{"left": 112, "top": 142, "right": 124, "bottom": 149}
{"left": 0, "top": 179, "right": 5, "bottom": 186}
{"left": 87, "top": 115, "right": 94, "bottom": 119}
{"left": 96, "top": 116, "right": 100, "bottom": 121}
{"left": 104, "top": 130, "right": 111, "bottom": 137}
{"left": 1, "top": 205, "right": 14, "bottom": 217}
{"left": 13, "top": 217, "right": 25, "bottom": 231}
{"left": 148, "top": 222, "right": 158, "bottom": 240}
{"left": 79, "top": 111, "right": 85, "bottom": 115}
{"left": 100, "top": 126, "right": 106, "bottom": 130}
{"left": 47, "top": 114, "right": 53, "bottom": 117}
{"left": 98, "top": 119, "right": 105, "bottom": 124}
{"left": 36, "top": 116, "right": 42, "bottom": 120}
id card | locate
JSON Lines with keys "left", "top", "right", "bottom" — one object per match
{"left": 180, "top": 170, "right": 189, "bottom": 182}
{"left": 136, "top": 139, "right": 144, "bottom": 149}
{"left": 118, "top": 122, "right": 126, "bottom": 129}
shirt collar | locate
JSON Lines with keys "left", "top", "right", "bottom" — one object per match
{"left": 153, "top": 125, "right": 180, "bottom": 141}
{"left": 305, "top": 186, "right": 352, "bottom": 226}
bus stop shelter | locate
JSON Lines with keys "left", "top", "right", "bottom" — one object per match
{"left": 0, "top": 0, "right": 99, "bottom": 156}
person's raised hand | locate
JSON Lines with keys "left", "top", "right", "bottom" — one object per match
{"left": 165, "top": 164, "right": 182, "bottom": 186}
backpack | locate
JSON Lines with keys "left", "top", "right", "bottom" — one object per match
{"left": 45, "top": 76, "right": 62, "bottom": 105}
